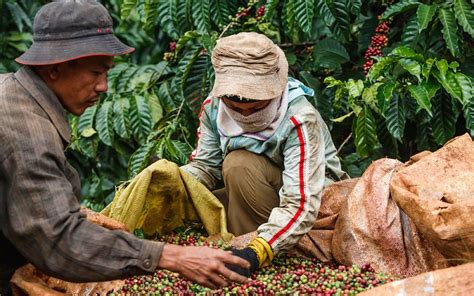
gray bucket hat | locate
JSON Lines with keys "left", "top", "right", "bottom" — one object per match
{"left": 16, "top": 0, "right": 134, "bottom": 65}
{"left": 210, "top": 32, "right": 288, "bottom": 101}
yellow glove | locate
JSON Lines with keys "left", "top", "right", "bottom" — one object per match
{"left": 248, "top": 237, "right": 274, "bottom": 268}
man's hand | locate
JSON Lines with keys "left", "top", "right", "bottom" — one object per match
{"left": 158, "top": 244, "right": 250, "bottom": 289}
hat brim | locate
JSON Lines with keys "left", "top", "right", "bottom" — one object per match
{"left": 210, "top": 45, "right": 288, "bottom": 101}
{"left": 15, "top": 34, "right": 134, "bottom": 65}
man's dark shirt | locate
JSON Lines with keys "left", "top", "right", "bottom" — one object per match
{"left": 0, "top": 67, "right": 163, "bottom": 293}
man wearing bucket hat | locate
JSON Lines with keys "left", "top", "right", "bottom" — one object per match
{"left": 182, "top": 32, "right": 347, "bottom": 276}
{"left": 0, "top": 1, "right": 249, "bottom": 294}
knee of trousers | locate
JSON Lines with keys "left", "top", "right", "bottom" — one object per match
{"left": 222, "top": 150, "right": 266, "bottom": 187}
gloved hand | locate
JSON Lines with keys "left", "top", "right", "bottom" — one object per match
{"left": 226, "top": 247, "right": 259, "bottom": 277}
{"left": 226, "top": 237, "right": 274, "bottom": 277}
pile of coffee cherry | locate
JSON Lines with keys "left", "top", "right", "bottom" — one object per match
{"left": 112, "top": 228, "right": 395, "bottom": 295}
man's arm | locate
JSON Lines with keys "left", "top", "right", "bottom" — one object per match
{"left": 257, "top": 114, "right": 326, "bottom": 254}
{"left": 181, "top": 98, "right": 223, "bottom": 190}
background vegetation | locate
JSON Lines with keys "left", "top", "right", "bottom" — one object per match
{"left": 1, "top": 0, "right": 473, "bottom": 211}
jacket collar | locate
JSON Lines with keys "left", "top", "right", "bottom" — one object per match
{"left": 14, "top": 66, "right": 71, "bottom": 144}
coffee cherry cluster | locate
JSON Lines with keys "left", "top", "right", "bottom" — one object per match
{"left": 256, "top": 5, "right": 265, "bottom": 19}
{"left": 112, "top": 229, "right": 395, "bottom": 295}
{"left": 168, "top": 41, "right": 177, "bottom": 52}
{"left": 363, "top": 21, "right": 391, "bottom": 74}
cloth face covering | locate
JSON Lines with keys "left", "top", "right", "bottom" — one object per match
{"left": 217, "top": 85, "right": 289, "bottom": 140}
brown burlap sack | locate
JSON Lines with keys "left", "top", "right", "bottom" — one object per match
{"left": 359, "top": 261, "right": 474, "bottom": 296}
{"left": 294, "top": 179, "right": 358, "bottom": 261}
{"left": 10, "top": 210, "right": 127, "bottom": 296}
{"left": 10, "top": 264, "right": 124, "bottom": 296}
{"left": 331, "top": 158, "right": 448, "bottom": 277}
{"left": 390, "top": 133, "right": 474, "bottom": 264}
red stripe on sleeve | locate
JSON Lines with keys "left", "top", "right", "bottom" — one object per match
{"left": 189, "top": 98, "right": 212, "bottom": 160}
{"left": 268, "top": 116, "right": 306, "bottom": 245}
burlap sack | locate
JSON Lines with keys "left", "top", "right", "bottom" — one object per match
{"left": 390, "top": 133, "right": 474, "bottom": 263}
{"left": 331, "top": 158, "right": 448, "bottom": 277}
{"left": 359, "top": 262, "right": 474, "bottom": 296}
{"left": 10, "top": 264, "right": 124, "bottom": 296}
{"left": 294, "top": 179, "right": 358, "bottom": 261}
{"left": 10, "top": 211, "right": 127, "bottom": 296}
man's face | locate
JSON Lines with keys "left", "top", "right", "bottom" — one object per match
{"left": 52, "top": 56, "right": 114, "bottom": 115}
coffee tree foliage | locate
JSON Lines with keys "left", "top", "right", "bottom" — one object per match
{"left": 1, "top": 0, "right": 473, "bottom": 210}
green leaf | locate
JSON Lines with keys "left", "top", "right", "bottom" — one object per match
{"left": 454, "top": 0, "right": 474, "bottom": 38}
{"left": 391, "top": 46, "right": 423, "bottom": 61}
{"left": 77, "top": 136, "right": 99, "bottom": 159}
{"left": 398, "top": 58, "right": 422, "bottom": 80}
{"left": 424, "top": 79, "right": 441, "bottom": 100}
{"left": 192, "top": 0, "right": 211, "bottom": 34}
{"left": 416, "top": 110, "right": 434, "bottom": 150}
{"left": 377, "top": 82, "right": 396, "bottom": 115}
{"left": 128, "top": 141, "right": 157, "bottom": 177}
{"left": 80, "top": 128, "right": 97, "bottom": 138}
{"left": 422, "top": 58, "right": 435, "bottom": 80}
{"left": 376, "top": 115, "right": 399, "bottom": 158}
{"left": 315, "top": 0, "right": 335, "bottom": 26}
{"left": 157, "top": 0, "right": 180, "bottom": 39}
{"left": 130, "top": 95, "right": 153, "bottom": 144}
{"left": 294, "top": 0, "right": 315, "bottom": 33}
{"left": 121, "top": 0, "right": 138, "bottom": 19}
{"left": 300, "top": 71, "right": 333, "bottom": 125}
{"left": 332, "top": 1, "right": 351, "bottom": 41}
{"left": 6, "top": 2, "right": 32, "bottom": 32}
{"left": 177, "top": 46, "right": 202, "bottom": 97}
{"left": 367, "top": 57, "right": 395, "bottom": 82}
{"left": 116, "top": 65, "right": 140, "bottom": 93}
{"left": 381, "top": 0, "right": 420, "bottom": 20}
{"left": 169, "top": 140, "right": 192, "bottom": 165}
{"left": 416, "top": 4, "right": 437, "bottom": 33}
{"left": 433, "top": 68, "right": 464, "bottom": 104}
{"left": 436, "top": 59, "right": 448, "bottom": 77}
{"left": 362, "top": 83, "right": 382, "bottom": 112}
{"left": 431, "top": 94, "right": 460, "bottom": 145}
{"left": 354, "top": 107, "right": 378, "bottom": 157}
{"left": 464, "top": 96, "right": 474, "bottom": 137}
{"left": 77, "top": 105, "right": 97, "bottom": 137}
{"left": 96, "top": 101, "right": 114, "bottom": 146}
{"left": 264, "top": 0, "right": 281, "bottom": 20}
{"left": 210, "top": 0, "right": 230, "bottom": 27}
{"left": 143, "top": 0, "right": 160, "bottom": 31}
{"left": 324, "top": 76, "right": 343, "bottom": 88}
{"left": 385, "top": 93, "right": 406, "bottom": 141}
{"left": 147, "top": 91, "right": 164, "bottom": 124}
{"left": 157, "top": 81, "right": 178, "bottom": 113}
{"left": 313, "top": 38, "right": 350, "bottom": 69}
{"left": 332, "top": 111, "right": 354, "bottom": 123}
{"left": 456, "top": 73, "right": 474, "bottom": 105}
{"left": 113, "top": 99, "right": 131, "bottom": 139}
{"left": 349, "top": 0, "right": 362, "bottom": 15}
{"left": 401, "top": 14, "right": 420, "bottom": 45}
{"left": 407, "top": 84, "right": 432, "bottom": 115}
{"left": 439, "top": 8, "right": 460, "bottom": 57}
{"left": 282, "top": 0, "right": 297, "bottom": 36}
{"left": 347, "top": 79, "right": 364, "bottom": 99}
{"left": 175, "top": 31, "right": 200, "bottom": 55}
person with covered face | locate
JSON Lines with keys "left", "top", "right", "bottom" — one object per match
{"left": 182, "top": 32, "right": 348, "bottom": 276}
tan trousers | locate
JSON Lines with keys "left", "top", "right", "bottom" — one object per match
{"left": 213, "top": 150, "right": 283, "bottom": 236}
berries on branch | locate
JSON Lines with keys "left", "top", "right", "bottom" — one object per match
{"left": 363, "top": 21, "right": 391, "bottom": 75}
